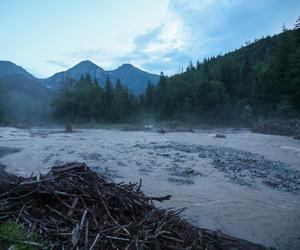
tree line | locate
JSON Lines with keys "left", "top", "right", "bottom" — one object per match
{"left": 52, "top": 24, "right": 300, "bottom": 125}
{"left": 140, "top": 25, "right": 300, "bottom": 124}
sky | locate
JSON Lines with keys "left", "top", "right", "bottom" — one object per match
{"left": 0, "top": 0, "right": 299, "bottom": 78}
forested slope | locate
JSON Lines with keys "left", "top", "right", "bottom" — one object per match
{"left": 143, "top": 28, "right": 300, "bottom": 124}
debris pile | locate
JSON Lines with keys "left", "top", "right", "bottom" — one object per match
{"left": 0, "top": 163, "right": 266, "bottom": 249}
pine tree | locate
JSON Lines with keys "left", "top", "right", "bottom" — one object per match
{"left": 202, "top": 59, "right": 211, "bottom": 80}
{"left": 186, "top": 61, "right": 195, "bottom": 72}
{"left": 238, "top": 55, "right": 253, "bottom": 100}
{"left": 145, "top": 81, "right": 154, "bottom": 111}
{"left": 196, "top": 60, "right": 201, "bottom": 70}
{"left": 153, "top": 72, "right": 167, "bottom": 110}
{"left": 104, "top": 76, "right": 114, "bottom": 108}
{"left": 154, "top": 72, "right": 171, "bottom": 118}
{"left": 295, "top": 17, "right": 300, "bottom": 30}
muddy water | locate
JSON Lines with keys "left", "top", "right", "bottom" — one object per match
{"left": 0, "top": 127, "right": 299, "bottom": 249}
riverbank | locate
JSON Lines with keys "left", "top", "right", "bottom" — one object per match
{"left": 252, "top": 120, "right": 300, "bottom": 137}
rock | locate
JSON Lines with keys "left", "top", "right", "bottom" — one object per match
{"left": 293, "top": 135, "right": 300, "bottom": 140}
{"left": 215, "top": 134, "right": 226, "bottom": 138}
{"left": 157, "top": 127, "right": 166, "bottom": 134}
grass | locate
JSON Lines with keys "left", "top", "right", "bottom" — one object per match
{"left": 0, "top": 220, "right": 41, "bottom": 250}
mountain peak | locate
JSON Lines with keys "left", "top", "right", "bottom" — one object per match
{"left": 78, "top": 60, "right": 96, "bottom": 66}
{"left": 119, "top": 63, "right": 142, "bottom": 70}
{"left": 120, "top": 63, "right": 134, "bottom": 68}
{"left": 117, "top": 63, "right": 142, "bottom": 73}
{"left": 0, "top": 60, "right": 33, "bottom": 78}
{"left": 72, "top": 60, "right": 102, "bottom": 70}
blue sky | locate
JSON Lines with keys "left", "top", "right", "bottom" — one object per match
{"left": 0, "top": 0, "right": 299, "bottom": 78}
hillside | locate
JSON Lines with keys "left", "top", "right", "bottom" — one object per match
{"left": 0, "top": 62, "right": 51, "bottom": 125}
{"left": 144, "top": 28, "right": 300, "bottom": 124}
{"left": 0, "top": 61, "right": 33, "bottom": 78}
{"left": 0, "top": 75, "right": 51, "bottom": 125}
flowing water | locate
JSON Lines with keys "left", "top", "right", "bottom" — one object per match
{"left": 0, "top": 127, "right": 299, "bottom": 249}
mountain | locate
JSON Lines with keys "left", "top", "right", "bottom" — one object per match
{"left": 0, "top": 60, "right": 160, "bottom": 96}
{"left": 0, "top": 61, "right": 34, "bottom": 78}
{"left": 42, "top": 60, "right": 107, "bottom": 90}
{"left": 108, "top": 64, "right": 159, "bottom": 95}
{"left": 43, "top": 61, "right": 160, "bottom": 95}
{"left": 0, "top": 61, "right": 51, "bottom": 124}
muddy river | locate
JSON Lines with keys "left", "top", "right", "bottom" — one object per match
{"left": 0, "top": 127, "right": 299, "bottom": 249}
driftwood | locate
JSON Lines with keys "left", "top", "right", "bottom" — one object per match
{"left": 0, "top": 163, "right": 267, "bottom": 249}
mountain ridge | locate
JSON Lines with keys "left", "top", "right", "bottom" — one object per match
{"left": 43, "top": 61, "right": 160, "bottom": 95}
{"left": 0, "top": 60, "right": 160, "bottom": 95}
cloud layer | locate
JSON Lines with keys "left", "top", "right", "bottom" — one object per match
{"left": 45, "top": 60, "right": 69, "bottom": 69}
{"left": 60, "top": 0, "right": 300, "bottom": 75}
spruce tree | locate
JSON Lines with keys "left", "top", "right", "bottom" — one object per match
{"left": 145, "top": 81, "right": 154, "bottom": 111}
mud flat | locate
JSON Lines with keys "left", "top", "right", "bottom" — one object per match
{"left": 0, "top": 127, "right": 300, "bottom": 249}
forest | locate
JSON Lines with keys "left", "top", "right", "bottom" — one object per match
{"left": 51, "top": 75, "right": 139, "bottom": 123}
{"left": 51, "top": 26, "right": 300, "bottom": 125}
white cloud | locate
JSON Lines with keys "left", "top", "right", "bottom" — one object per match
{"left": 62, "top": 0, "right": 300, "bottom": 76}
{"left": 142, "top": 12, "right": 190, "bottom": 53}
{"left": 174, "top": 0, "right": 238, "bottom": 12}
{"left": 45, "top": 60, "right": 69, "bottom": 69}
{"left": 64, "top": 5, "right": 191, "bottom": 74}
